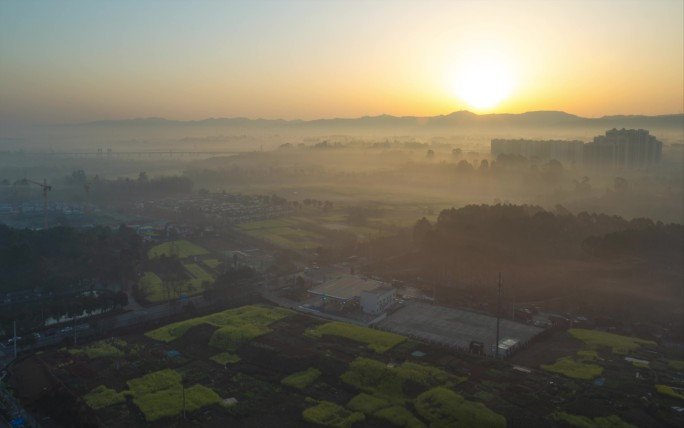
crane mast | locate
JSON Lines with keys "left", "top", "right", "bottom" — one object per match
{"left": 21, "top": 178, "right": 52, "bottom": 229}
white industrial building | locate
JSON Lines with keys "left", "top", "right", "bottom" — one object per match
{"left": 360, "top": 285, "right": 396, "bottom": 315}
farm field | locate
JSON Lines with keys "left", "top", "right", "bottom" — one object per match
{"left": 7, "top": 305, "right": 683, "bottom": 427}
{"left": 236, "top": 207, "right": 420, "bottom": 251}
{"left": 139, "top": 240, "right": 216, "bottom": 303}
{"left": 148, "top": 240, "right": 210, "bottom": 259}
{"left": 238, "top": 218, "right": 324, "bottom": 250}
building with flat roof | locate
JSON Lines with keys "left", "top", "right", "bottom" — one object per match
{"left": 360, "top": 285, "right": 397, "bottom": 315}
{"left": 584, "top": 128, "right": 661, "bottom": 169}
{"left": 308, "top": 275, "right": 396, "bottom": 315}
{"left": 308, "top": 275, "right": 386, "bottom": 302}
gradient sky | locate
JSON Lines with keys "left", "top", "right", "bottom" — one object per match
{"left": 1, "top": 0, "right": 682, "bottom": 125}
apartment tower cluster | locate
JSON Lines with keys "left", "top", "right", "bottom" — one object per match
{"left": 491, "top": 128, "right": 662, "bottom": 169}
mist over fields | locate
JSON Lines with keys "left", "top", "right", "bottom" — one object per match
{"left": 1, "top": 114, "right": 683, "bottom": 427}
{"left": 1, "top": 111, "right": 682, "bottom": 323}
{"left": 2, "top": 111, "right": 682, "bottom": 223}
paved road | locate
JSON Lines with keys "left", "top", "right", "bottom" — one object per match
{"left": 0, "top": 293, "right": 210, "bottom": 371}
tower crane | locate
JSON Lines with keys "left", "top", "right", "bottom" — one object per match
{"left": 19, "top": 178, "right": 52, "bottom": 229}
{"left": 84, "top": 181, "right": 91, "bottom": 215}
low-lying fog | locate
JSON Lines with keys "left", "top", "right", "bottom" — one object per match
{"left": 1, "top": 121, "right": 683, "bottom": 224}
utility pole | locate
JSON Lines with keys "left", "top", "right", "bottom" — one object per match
{"left": 13, "top": 320, "right": 17, "bottom": 359}
{"left": 182, "top": 380, "right": 186, "bottom": 420}
{"left": 495, "top": 272, "right": 502, "bottom": 359}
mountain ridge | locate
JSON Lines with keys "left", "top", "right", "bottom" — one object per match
{"left": 76, "top": 111, "right": 684, "bottom": 130}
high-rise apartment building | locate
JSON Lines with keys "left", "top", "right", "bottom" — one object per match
{"left": 584, "top": 128, "right": 661, "bottom": 169}
{"left": 490, "top": 129, "right": 662, "bottom": 169}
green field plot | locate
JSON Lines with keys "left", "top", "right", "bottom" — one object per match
{"left": 68, "top": 338, "right": 127, "bottom": 359}
{"left": 541, "top": 356, "right": 604, "bottom": 380}
{"left": 569, "top": 329, "right": 656, "bottom": 355}
{"left": 126, "top": 369, "right": 221, "bottom": 422}
{"left": 138, "top": 264, "right": 214, "bottom": 304}
{"left": 210, "top": 352, "right": 241, "bottom": 365}
{"left": 145, "top": 305, "right": 293, "bottom": 346}
{"left": 306, "top": 321, "right": 406, "bottom": 353}
{"left": 655, "top": 384, "right": 684, "bottom": 400}
{"left": 184, "top": 263, "right": 214, "bottom": 286}
{"left": 281, "top": 368, "right": 321, "bottom": 390}
{"left": 138, "top": 271, "right": 166, "bottom": 302}
{"left": 551, "top": 412, "right": 637, "bottom": 428}
{"left": 243, "top": 227, "right": 323, "bottom": 250}
{"left": 302, "top": 401, "right": 365, "bottom": 428}
{"left": 576, "top": 350, "right": 599, "bottom": 361}
{"left": 668, "top": 360, "right": 684, "bottom": 371}
{"left": 340, "top": 358, "right": 464, "bottom": 403}
{"left": 346, "top": 393, "right": 390, "bottom": 414}
{"left": 204, "top": 258, "right": 221, "bottom": 269}
{"left": 83, "top": 385, "right": 126, "bottom": 410}
{"left": 238, "top": 218, "right": 299, "bottom": 231}
{"left": 415, "top": 387, "right": 506, "bottom": 428}
{"left": 374, "top": 405, "right": 426, "bottom": 428}
{"left": 238, "top": 217, "right": 326, "bottom": 250}
{"left": 148, "top": 240, "right": 209, "bottom": 259}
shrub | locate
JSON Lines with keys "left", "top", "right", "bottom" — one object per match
{"left": 306, "top": 322, "right": 406, "bottom": 353}
{"left": 281, "top": 368, "right": 321, "bottom": 390}
{"left": 302, "top": 401, "right": 365, "bottom": 428}
{"left": 415, "top": 387, "right": 506, "bottom": 428}
{"left": 83, "top": 385, "right": 125, "bottom": 409}
{"left": 541, "top": 357, "right": 603, "bottom": 380}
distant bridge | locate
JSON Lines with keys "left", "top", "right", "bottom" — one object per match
{"left": 43, "top": 150, "right": 252, "bottom": 158}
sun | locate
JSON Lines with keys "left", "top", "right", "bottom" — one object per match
{"left": 452, "top": 53, "right": 515, "bottom": 111}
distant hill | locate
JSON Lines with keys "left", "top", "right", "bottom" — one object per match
{"left": 77, "top": 111, "right": 684, "bottom": 133}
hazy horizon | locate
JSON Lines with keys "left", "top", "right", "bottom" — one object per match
{"left": 2, "top": 0, "right": 683, "bottom": 127}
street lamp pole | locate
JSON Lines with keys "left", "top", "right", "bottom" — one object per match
{"left": 495, "top": 273, "right": 502, "bottom": 359}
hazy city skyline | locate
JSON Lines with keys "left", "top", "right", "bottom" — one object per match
{"left": 1, "top": 0, "right": 683, "bottom": 127}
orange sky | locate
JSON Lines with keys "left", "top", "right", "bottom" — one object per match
{"left": 1, "top": 0, "right": 682, "bottom": 125}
